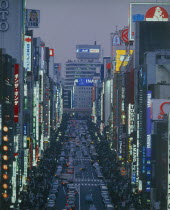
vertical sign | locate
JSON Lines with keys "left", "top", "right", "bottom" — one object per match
{"left": 49, "top": 49, "right": 54, "bottom": 56}
{"left": 146, "top": 91, "right": 152, "bottom": 192}
{"left": 167, "top": 114, "right": 170, "bottom": 209}
{"left": 14, "top": 64, "right": 19, "bottom": 122}
{"left": 24, "top": 36, "right": 32, "bottom": 71}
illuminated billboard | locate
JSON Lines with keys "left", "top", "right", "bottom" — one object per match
{"left": 14, "top": 64, "right": 19, "bottom": 122}
{"left": 76, "top": 44, "right": 100, "bottom": 59}
{"left": 115, "top": 50, "right": 133, "bottom": 71}
{"left": 77, "top": 78, "right": 93, "bottom": 86}
{"left": 129, "top": 3, "right": 170, "bottom": 40}
{"left": 146, "top": 91, "right": 152, "bottom": 192}
{"left": 24, "top": 35, "right": 32, "bottom": 71}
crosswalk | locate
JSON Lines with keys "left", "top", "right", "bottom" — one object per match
{"left": 74, "top": 183, "right": 99, "bottom": 186}
{"left": 74, "top": 178, "right": 103, "bottom": 182}
{"left": 74, "top": 158, "right": 91, "bottom": 161}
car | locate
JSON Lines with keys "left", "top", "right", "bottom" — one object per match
{"left": 103, "top": 200, "right": 112, "bottom": 206}
{"left": 103, "top": 198, "right": 111, "bottom": 203}
{"left": 47, "top": 194, "right": 56, "bottom": 200}
{"left": 85, "top": 194, "right": 93, "bottom": 204}
{"left": 50, "top": 189, "right": 58, "bottom": 194}
{"left": 97, "top": 174, "right": 103, "bottom": 179}
{"left": 79, "top": 167, "right": 86, "bottom": 171}
{"left": 66, "top": 195, "right": 75, "bottom": 199}
{"left": 64, "top": 205, "right": 75, "bottom": 210}
{"left": 100, "top": 186, "right": 108, "bottom": 191}
{"left": 105, "top": 204, "right": 114, "bottom": 210}
{"left": 47, "top": 203, "right": 55, "bottom": 208}
{"left": 101, "top": 194, "right": 110, "bottom": 199}
{"left": 66, "top": 201, "right": 75, "bottom": 206}
{"left": 47, "top": 200, "right": 55, "bottom": 206}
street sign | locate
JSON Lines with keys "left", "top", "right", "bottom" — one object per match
{"left": 121, "top": 28, "right": 129, "bottom": 43}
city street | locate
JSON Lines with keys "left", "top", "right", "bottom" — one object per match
{"left": 51, "top": 120, "right": 112, "bottom": 210}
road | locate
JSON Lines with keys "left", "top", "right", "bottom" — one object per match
{"left": 50, "top": 120, "right": 111, "bottom": 210}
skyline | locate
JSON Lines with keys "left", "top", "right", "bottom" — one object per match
{"left": 26, "top": 0, "right": 131, "bottom": 75}
{"left": 26, "top": 0, "right": 169, "bottom": 76}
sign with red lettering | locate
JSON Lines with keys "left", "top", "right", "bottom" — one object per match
{"left": 14, "top": 64, "right": 19, "bottom": 122}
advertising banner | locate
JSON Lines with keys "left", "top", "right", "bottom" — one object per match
{"left": 26, "top": 9, "right": 40, "bottom": 28}
{"left": 146, "top": 91, "right": 152, "bottom": 192}
{"left": 24, "top": 36, "right": 32, "bottom": 72}
{"left": 115, "top": 50, "right": 133, "bottom": 71}
{"left": 129, "top": 3, "right": 170, "bottom": 40}
{"left": 146, "top": 91, "right": 152, "bottom": 157}
{"left": 14, "top": 64, "right": 19, "bottom": 122}
{"left": 77, "top": 78, "right": 93, "bottom": 86}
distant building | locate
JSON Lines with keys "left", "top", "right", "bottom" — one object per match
{"left": 63, "top": 43, "right": 102, "bottom": 110}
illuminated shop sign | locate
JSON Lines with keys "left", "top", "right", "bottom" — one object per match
{"left": 132, "top": 144, "right": 137, "bottom": 184}
{"left": 41, "top": 46, "right": 45, "bottom": 69}
{"left": 23, "top": 124, "right": 27, "bottom": 135}
{"left": 77, "top": 78, "right": 93, "bottom": 86}
{"left": 77, "top": 49, "right": 100, "bottom": 53}
{"left": 14, "top": 64, "right": 19, "bottom": 122}
{"left": 24, "top": 36, "right": 32, "bottom": 71}
{"left": 49, "top": 49, "right": 54, "bottom": 56}
{"left": 115, "top": 50, "right": 133, "bottom": 71}
{"left": 128, "top": 104, "right": 135, "bottom": 135}
{"left": 0, "top": 0, "right": 9, "bottom": 31}
{"left": 128, "top": 137, "right": 133, "bottom": 162}
{"left": 146, "top": 91, "right": 152, "bottom": 192}
{"left": 146, "top": 91, "right": 152, "bottom": 157}
{"left": 89, "top": 49, "right": 100, "bottom": 53}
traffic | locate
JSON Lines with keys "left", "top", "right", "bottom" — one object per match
{"left": 46, "top": 119, "right": 114, "bottom": 210}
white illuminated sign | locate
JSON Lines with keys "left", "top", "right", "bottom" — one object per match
{"left": 89, "top": 49, "right": 100, "bottom": 53}
{"left": 24, "top": 36, "right": 32, "bottom": 71}
{"left": 0, "top": 0, "right": 9, "bottom": 31}
{"left": 128, "top": 104, "right": 135, "bottom": 135}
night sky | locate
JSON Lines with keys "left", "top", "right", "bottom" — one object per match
{"left": 26, "top": 0, "right": 167, "bottom": 76}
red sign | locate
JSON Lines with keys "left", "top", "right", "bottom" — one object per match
{"left": 49, "top": 49, "right": 54, "bottom": 56}
{"left": 14, "top": 64, "right": 19, "bottom": 122}
{"left": 121, "top": 28, "right": 129, "bottom": 43}
{"left": 145, "top": 6, "right": 168, "bottom": 21}
{"left": 25, "top": 37, "right": 32, "bottom": 42}
{"left": 158, "top": 102, "right": 170, "bottom": 119}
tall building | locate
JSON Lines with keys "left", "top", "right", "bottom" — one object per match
{"left": 64, "top": 44, "right": 102, "bottom": 109}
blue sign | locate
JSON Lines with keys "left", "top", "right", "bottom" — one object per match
{"left": 78, "top": 49, "right": 89, "bottom": 53}
{"left": 77, "top": 78, "right": 93, "bottom": 86}
{"left": 146, "top": 91, "right": 152, "bottom": 192}
{"left": 24, "top": 124, "right": 27, "bottom": 135}
{"left": 132, "top": 14, "right": 144, "bottom": 22}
